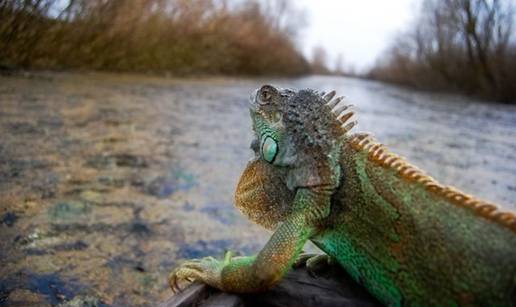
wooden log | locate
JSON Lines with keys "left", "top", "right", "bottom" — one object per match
{"left": 160, "top": 262, "right": 381, "bottom": 307}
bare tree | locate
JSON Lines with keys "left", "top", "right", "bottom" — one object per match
{"left": 311, "top": 45, "right": 330, "bottom": 74}
{"left": 370, "top": 0, "right": 516, "bottom": 102}
{"left": 334, "top": 53, "right": 344, "bottom": 75}
{"left": 0, "top": 0, "right": 309, "bottom": 75}
{"left": 261, "top": 0, "right": 307, "bottom": 38}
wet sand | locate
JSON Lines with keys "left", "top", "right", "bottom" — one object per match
{"left": 0, "top": 72, "right": 515, "bottom": 306}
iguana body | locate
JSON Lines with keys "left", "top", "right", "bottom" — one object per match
{"left": 170, "top": 85, "right": 516, "bottom": 306}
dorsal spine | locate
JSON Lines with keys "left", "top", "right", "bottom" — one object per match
{"left": 349, "top": 133, "right": 516, "bottom": 233}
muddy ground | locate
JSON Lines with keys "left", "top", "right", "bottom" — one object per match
{"left": 0, "top": 72, "right": 515, "bottom": 306}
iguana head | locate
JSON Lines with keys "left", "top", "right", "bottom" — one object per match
{"left": 249, "top": 85, "right": 356, "bottom": 189}
{"left": 248, "top": 85, "right": 295, "bottom": 165}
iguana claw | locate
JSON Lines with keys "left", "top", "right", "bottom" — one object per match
{"left": 169, "top": 252, "right": 233, "bottom": 293}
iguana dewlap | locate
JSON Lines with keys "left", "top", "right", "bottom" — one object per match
{"left": 170, "top": 85, "right": 516, "bottom": 306}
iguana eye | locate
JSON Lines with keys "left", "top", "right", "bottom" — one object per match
{"left": 258, "top": 85, "right": 276, "bottom": 105}
{"left": 261, "top": 137, "right": 278, "bottom": 163}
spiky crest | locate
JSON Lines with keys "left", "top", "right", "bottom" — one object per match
{"left": 320, "top": 90, "right": 357, "bottom": 137}
{"left": 282, "top": 89, "right": 356, "bottom": 152}
{"left": 320, "top": 89, "right": 515, "bottom": 233}
{"left": 349, "top": 133, "right": 516, "bottom": 233}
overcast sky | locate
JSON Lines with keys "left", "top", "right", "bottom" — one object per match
{"left": 298, "top": 0, "right": 417, "bottom": 72}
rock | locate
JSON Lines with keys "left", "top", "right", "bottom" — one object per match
{"left": 159, "top": 264, "right": 381, "bottom": 307}
{"left": 57, "top": 295, "right": 107, "bottom": 307}
{"left": 47, "top": 201, "right": 90, "bottom": 221}
{"left": 1, "top": 212, "right": 18, "bottom": 227}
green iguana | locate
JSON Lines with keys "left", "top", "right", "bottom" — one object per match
{"left": 169, "top": 85, "right": 516, "bottom": 306}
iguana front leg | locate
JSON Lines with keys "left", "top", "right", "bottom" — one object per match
{"left": 169, "top": 187, "right": 331, "bottom": 293}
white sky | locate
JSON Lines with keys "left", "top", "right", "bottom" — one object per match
{"left": 297, "top": 0, "right": 417, "bottom": 72}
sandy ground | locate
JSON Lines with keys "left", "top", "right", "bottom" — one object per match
{"left": 0, "top": 72, "right": 515, "bottom": 306}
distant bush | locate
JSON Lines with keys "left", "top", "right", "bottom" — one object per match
{"left": 369, "top": 0, "right": 516, "bottom": 103}
{"left": 0, "top": 0, "right": 309, "bottom": 75}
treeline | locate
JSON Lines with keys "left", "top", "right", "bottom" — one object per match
{"left": 369, "top": 0, "right": 516, "bottom": 103}
{"left": 0, "top": 0, "right": 309, "bottom": 75}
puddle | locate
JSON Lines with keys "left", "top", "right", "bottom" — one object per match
{"left": 0, "top": 272, "right": 82, "bottom": 305}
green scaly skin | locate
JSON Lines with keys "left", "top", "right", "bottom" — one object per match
{"left": 169, "top": 85, "right": 516, "bottom": 306}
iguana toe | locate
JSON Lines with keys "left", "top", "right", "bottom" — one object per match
{"left": 169, "top": 256, "right": 227, "bottom": 293}
{"left": 293, "top": 252, "right": 317, "bottom": 268}
{"left": 306, "top": 254, "right": 332, "bottom": 269}
{"left": 293, "top": 253, "right": 334, "bottom": 277}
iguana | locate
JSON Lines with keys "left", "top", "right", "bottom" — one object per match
{"left": 169, "top": 85, "right": 516, "bottom": 306}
